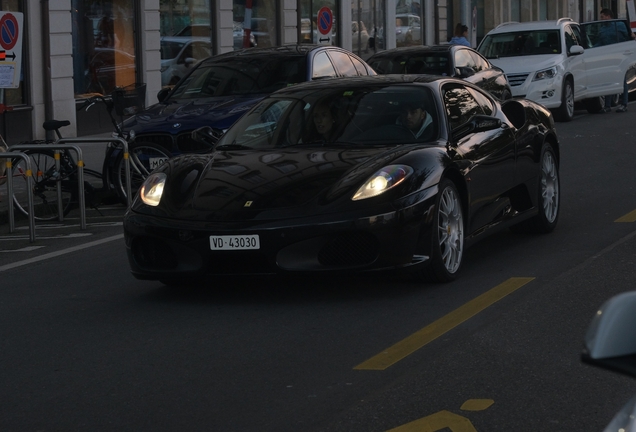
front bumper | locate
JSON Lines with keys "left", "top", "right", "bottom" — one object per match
{"left": 507, "top": 72, "right": 563, "bottom": 109}
{"left": 123, "top": 197, "right": 436, "bottom": 281}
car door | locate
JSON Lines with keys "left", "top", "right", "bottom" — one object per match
{"left": 564, "top": 24, "right": 588, "bottom": 98}
{"left": 581, "top": 19, "right": 634, "bottom": 96}
{"left": 444, "top": 83, "right": 516, "bottom": 233}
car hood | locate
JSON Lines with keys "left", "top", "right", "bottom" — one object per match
{"left": 136, "top": 144, "right": 442, "bottom": 222}
{"left": 129, "top": 95, "right": 266, "bottom": 134}
{"left": 488, "top": 55, "right": 560, "bottom": 74}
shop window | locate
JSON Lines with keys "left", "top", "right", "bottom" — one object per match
{"left": 161, "top": 0, "right": 211, "bottom": 37}
{"left": 72, "top": 1, "right": 137, "bottom": 97}
{"left": 159, "top": 1, "right": 212, "bottom": 88}
{"left": 298, "top": 0, "right": 338, "bottom": 47}
{"left": 233, "top": 0, "right": 277, "bottom": 50}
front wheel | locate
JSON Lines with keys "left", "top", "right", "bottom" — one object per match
{"left": 553, "top": 79, "right": 574, "bottom": 122}
{"left": 528, "top": 143, "right": 560, "bottom": 233}
{"left": 423, "top": 179, "right": 465, "bottom": 283}
{"left": 114, "top": 142, "right": 172, "bottom": 204}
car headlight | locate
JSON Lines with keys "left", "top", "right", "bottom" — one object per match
{"left": 533, "top": 67, "right": 557, "bottom": 81}
{"left": 352, "top": 165, "right": 413, "bottom": 201}
{"left": 160, "top": 65, "right": 168, "bottom": 73}
{"left": 140, "top": 172, "right": 167, "bottom": 206}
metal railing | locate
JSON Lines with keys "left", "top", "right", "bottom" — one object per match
{"left": 56, "top": 137, "right": 131, "bottom": 206}
{"left": 9, "top": 143, "right": 86, "bottom": 229}
{"left": 3, "top": 136, "right": 131, "bottom": 241}
{"left": 2, "top": 151, "right": 36, "bottom": 242}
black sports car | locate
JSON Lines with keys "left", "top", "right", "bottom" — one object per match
{"left": 123, "top": 75, "right": 560, "bottom": 284}
{"left": 367, "top": 45, "right": 513, "bottom": 101}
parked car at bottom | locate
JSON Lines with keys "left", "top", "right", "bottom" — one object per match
{"left": 477, "top": 18, "right": 636, "bottom": 121}
{"left": 124, "top": 75, "right": 560, "bottom": 285}
{"left": 367, "top": 45, "right": 513, "bottom": 101}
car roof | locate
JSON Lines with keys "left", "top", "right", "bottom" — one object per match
{"left": 368, "top": 45, "right": 455, "bottom": 59}
{"left": 487, "top": 18, "right": 575, "bottom": 34}
{"left": 202, "top": 44, "right": 361, "bottom": 63}
{"left": 271, "top": 74, "right": 448, "bottom": 96}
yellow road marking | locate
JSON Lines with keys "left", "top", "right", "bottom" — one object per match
{"left": 387, "top": 410, "right": 476, "bottom": 432}
{"left": 354, "top": 277, "right": 535, "bottom": 370}
{"left": 615, "top": 209, "right": 636, "bottom": 222}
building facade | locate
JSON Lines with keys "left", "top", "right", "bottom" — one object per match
{"left": 0, "top": 0, "right": 626, "bottom": 142}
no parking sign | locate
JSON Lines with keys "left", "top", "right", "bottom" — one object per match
{"left": 317, "top": 7, "right": 333, "bottom": 44}
{"left": 0, "top": 11, "right": 23, "bottom": 88}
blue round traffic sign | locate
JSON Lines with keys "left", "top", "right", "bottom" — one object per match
{"left": 317, "top": 7, "right": 333, "bottom": 35}
{"left": 0, "top": 13, "right": 19, "bottom": 50}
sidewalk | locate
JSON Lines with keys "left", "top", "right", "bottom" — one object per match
{"left": 0, "top": 133, "right": 113, "bottom": 227}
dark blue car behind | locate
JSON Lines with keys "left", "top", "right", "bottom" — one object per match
{"left": 124, "top": 44, "right": 376, "bottom": 154}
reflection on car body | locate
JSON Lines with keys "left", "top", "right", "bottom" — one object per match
{"left": 124, "top": 75, "right": 561, "bottom": 285}
{"left": 367, "top": 45, "right": 513, "bottom": 100}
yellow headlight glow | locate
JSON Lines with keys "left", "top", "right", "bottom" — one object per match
{"left": 140, "top": 173, "right": 167, "bottom": 206}
{"left": 352, "top": 165, "right": 413, "bottom": 201}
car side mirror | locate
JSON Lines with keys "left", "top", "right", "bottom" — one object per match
{"left": 569, "top": 45, "right": 584, "bottom": 55}
{"left": 192, "top": 126, "right": 224, "bottom": 148}
{"left": 452, "top": 115, "right": 501, "bottom": 140}
{"left": 157, "top": 88, "right": 171, "bottom": 102}
{"left": 455, "top": 66, "right": 475, "bottom": 78}
{"left": 581, "top": 291, "right": 636, "bottom": 378}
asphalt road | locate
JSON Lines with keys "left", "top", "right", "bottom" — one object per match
{"left": 1, "top": 105, "right": 636, "bottom": 431}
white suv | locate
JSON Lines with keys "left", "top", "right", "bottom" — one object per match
{"left": 477, "top": 18, "right": 636, "bottom": 121}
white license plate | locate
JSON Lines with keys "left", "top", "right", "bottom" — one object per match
{"left": 149, "top": 157, "right": 169, "bottom": 170}
{"left": 210, "top": 235, "right": 260, "bottom": 250}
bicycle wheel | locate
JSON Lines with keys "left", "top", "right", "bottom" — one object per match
{"left": 113, "top": 141, "right": 171, "bottom": 204}
{"left": 12, "top": 149, "right": 74, "bottom": 221}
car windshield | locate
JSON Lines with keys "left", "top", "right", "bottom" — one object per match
{"left": 217, "top": 85, "right": 439, "bottom": 149}
{"left": 478, "top": 30, "right": 561, "bottom": 58}
{"left": 368, "top": 52, "right": 450, "bottom": 75}
{"left": 168, "top": 55, "right": 307, "bottom": 99}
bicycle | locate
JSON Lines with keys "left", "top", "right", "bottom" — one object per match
{"left": 6, "top": 87, "right": 172, "bottom": 221}
{"left": 7, "top": 119, "right": 113, "bottom": 221}
{"left": 80, "top": 89, "right": 173, "bottom": 204}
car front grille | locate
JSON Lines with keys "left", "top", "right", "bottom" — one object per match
{"left": 134, "top": 133, "right": 174, "bottom": 153}
{"left": 317, "top": 232, "right": 379, "bottom": 267}
{"left": 506, "top": 73, "right": 530, "bottom": 87}
{"left": 134, "top": 132, "right": 210, "bottom": 154}
{"left": 131, "top": 237, "right": 178, "bottom": 269}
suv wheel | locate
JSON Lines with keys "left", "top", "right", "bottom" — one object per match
{"left": 553, "top": 79, "right": 574, "bottom": 122}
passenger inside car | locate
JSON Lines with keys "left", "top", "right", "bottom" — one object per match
{"left": 306, "top": 99, "right": 339, "bottom": 142}
{"left": 397, "top": 100, "right": 435, "bottom": 141}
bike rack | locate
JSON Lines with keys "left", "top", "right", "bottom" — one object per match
{"left": 9, "top": 144, "right": 86, "bottom": 229}
{"left": 56, "top": 137, "right": 132, "bottom": 207}
{"left": 2, "top": 151, "right": 36, "bottom": 242}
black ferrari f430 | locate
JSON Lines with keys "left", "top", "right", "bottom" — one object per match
{"left": 123, "top": 75, "right": 560, "bottom": 284}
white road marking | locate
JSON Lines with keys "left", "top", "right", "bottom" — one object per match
{"left": 0, "top": 246, "right": 45, "bottom": 252}
{"left": 15, "top": 221, "right": 123, "bottom": 230}
{"left": 0, "top": 234, "right": 124, "bottom": 273}
{"left": 0, "top": 233, "right": 93, "bottom": 241}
